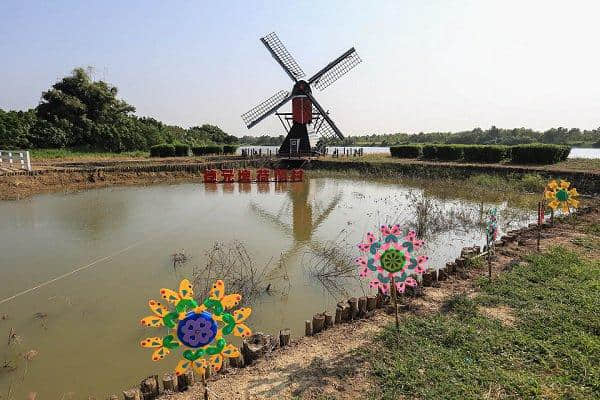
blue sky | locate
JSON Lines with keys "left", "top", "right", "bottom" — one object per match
{"left": 1, "top": 1, "right": 599, "bottom": 137}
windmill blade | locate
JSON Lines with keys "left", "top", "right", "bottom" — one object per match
{"left": 306, "top": 93, "right": 344, "bottom": 140}
{"left": 308, "top": 47, "right": 361, "bottom": 90}
{"left": 241, "top": 90, "right": 292, "bottom": 128}
{"left": 261, "top": 32, "right": 305, "bottom": 82}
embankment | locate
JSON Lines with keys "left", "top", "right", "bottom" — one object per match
{"left": 307, "top": 159, "right": 600, "bottom": 195}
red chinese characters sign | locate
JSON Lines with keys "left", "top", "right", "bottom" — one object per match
{"left": 203, "top": 169, "right": 304, "bottom": 183}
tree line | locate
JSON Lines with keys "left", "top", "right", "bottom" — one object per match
{"left": 350, "top": 126, "right": 600, "bottom": 147}
{"left": 0, "top": 68, "right": 238, "bottom": 152}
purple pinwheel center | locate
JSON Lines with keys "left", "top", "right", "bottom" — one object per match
{"left": 177, "top": 311, "right": 218, "bottom": 348}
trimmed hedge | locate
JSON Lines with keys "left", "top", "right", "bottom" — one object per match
{"left": 222, "top": 145, "right": 238, "bottom": 155}
{"left": 390, "top": 145, "right": 421, "bottom": 158}
{"left": 463, "top": 145, "right": 508, "bottom": 163}
{"left": 510, "top": 144, "right": 570, "bottom": 164}
{"left": 174, "top": 143, "right": 190, "bottom": 157}
{"left": 422, "top": 144, "right": 438, "bottom": 159}
{"left": 150, "top": 143, "right": 175, "bottom": 157}
{"left": 435, "top": 145, "right": 464, "bottom": 161}
{"left": 191, "top": 145, "right": 223, "bottom": 156}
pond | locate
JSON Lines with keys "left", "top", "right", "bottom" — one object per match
{"left": 0, "top": 176, "right": 537, "bottom": 398}
{"left": 238, "top": 146, "right": 600, "bottom": 159}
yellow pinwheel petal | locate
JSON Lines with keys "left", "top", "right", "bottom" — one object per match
{"left": 148, "top": 300, "right": 169, "bottom": 317}
{"left": 544, "top": 190, "right": 555, "bottom": 200}
{"left": 561, "top": 202, "right": 570, "bottom": 213}
{"left": 559, "top": 180, "right": 570, "bottom": 189}
{"left": 222, "top": 293, "right": 242, "bottom": 309}
{"left": 233, "top": 323, "right": 252, "bottom": 338}
{"left": 178, "top": 279, "right": 194, "bottom": 300}
{"left": 209, "top": 280, "right": 225, "bottom": 300}
{"left": 548, "top": 200, "right": 559, "bottom": 210}
{"left": 233, "top": 307, "right": 252, "bottom": 323}
{"left": 140, "top": 315, "right": 164, "bottom": 327}
{"left": 221, "top": 344, "right": 240, "bottom": 358}
{"left": 568, "top": 198, "right": 579, "bottom": 208}
{"left": 140, "top": 337, "right": 163, "bottom": 348}
{"left": 568, "top": 188, "right": 579, "bottom": 197}
{"left": 209, "top": 354, "right": 223, "bottom": 372}
{"left": 152, "top": 346, "right": 169, "bottom": 361}
{"left": 547, "top": 180, "right": 558, "bottom": 190}
{"left": 175, "top": 359, "right": 191, "bottom": 376}
{"left": 160, "top": 288, "right": 180, "bottom": 305}
{"left": 193, "top": 359, "right": 207, "bottom": 376}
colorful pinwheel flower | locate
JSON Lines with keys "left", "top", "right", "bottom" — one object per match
{"left": 355, "top": 224, "right": 428, "bottom": 294}
{"left": 139, "top": 279, "right": 252, "bottom": 377}
{"left": 544, "top": 180, "right": 579, "bottom": 214}
{"left": 486, "top": 208, "right": 498, "bottom": 244}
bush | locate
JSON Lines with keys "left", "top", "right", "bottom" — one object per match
{"left": 510, "top": 144, "right": 571, "bottom": 164}
{"left": 462, "top": 145, "right": 508, "bottom": 163}
{"left": 435, "top": 145, "right": 464, "bottom": 161}
{"left": 191, "top": 145, "right": 223, "bottom": 156}
{"left": 222, "top": 145, "right": 238, "bottom": 155}
{"left": 390, "top": 145, "right": 421, "bottom": 158}
{"left": 150, "top": 143, "right": 175, "bottom": 157}
{"left": 173, "top": 143, "right": 190, "bottom": 156}
{"left": 422, "top": 144, "right": 437, "bottom": 159}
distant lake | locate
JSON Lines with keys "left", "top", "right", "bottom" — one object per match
{"left": 238, "top": 146, "right": 600, "bottom": 159}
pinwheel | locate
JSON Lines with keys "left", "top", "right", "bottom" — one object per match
{"left": 139, "top": 279, "right": 252, "bottom": 378}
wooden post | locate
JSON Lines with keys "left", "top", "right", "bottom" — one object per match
{"left": 177, "top": 370, "right": 194, "bottom": 392}
{"left": 229, "top": 353, "right": 245, "bottom": 368}
{"left": 162, "top": 373, "right": 178, "bottom": 392}
{"left": 366, "top": 295, "right": 377, "bottom": 311}
{"left": 358, "top": 297, "right": 368, "bottom": 317}
{"left": 305, "top": 320, "right": 313, "bottom": 336}
{"left": 123, "top": 389, "right": 141, "bottom": 400}
{"left": 335, "top": 306, "right": 342, "bottom": 324}
{"left": 140, "top": 375, "right": 159, "bottom": 399}
{"left": 376, "top": 289, "right": 384, "bottom": 308}
{"left": 348, "top": 298, "right": 359, "bottom": 319}
{"left": 323, "top": 312, "right": 333, "bottom": 329}
{"left": 390, "top": 277, "right": 399, "bottom": 331}
{"left": 279, "top": 329, "right": 291, "bottom": 347}
{"left": 312, "top": 313, "right": 325, "bottom": 334}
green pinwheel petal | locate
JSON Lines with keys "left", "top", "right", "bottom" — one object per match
{"left": 162, "top": 335, "right": 179, "bottom": 349}
{"left": 163, "top": 312, "right": 179, "bottom": 328}
{"left": 203, "top": 298, "right": 224, "bottom": 315}
{"left": 183, "top": 349, "right": 205, "bottom": 361}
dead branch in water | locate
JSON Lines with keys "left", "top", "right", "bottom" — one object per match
{"left": 303, "top": 231, "right": 361, "bottom": 300}
{"left": 192, "top": 240, "right": 289, "bottom": 305}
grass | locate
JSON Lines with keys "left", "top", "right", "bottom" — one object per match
{"left": 365, "top": 246, "right": 600, "bottom": 399}
{"left": 30, "top": 148, "right": 149, "bottom": 160}
{"left": 553, "top": 158, "right": 600, "bottom": 173}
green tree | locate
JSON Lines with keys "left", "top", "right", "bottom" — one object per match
{"left": 36, "top": 68, "right": 136, "bottom": 151}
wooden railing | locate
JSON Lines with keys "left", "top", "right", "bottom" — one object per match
{"left": 0, "top": 150, "right": 31, "bottom": 171}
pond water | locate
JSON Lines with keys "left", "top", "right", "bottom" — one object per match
{"left": 0, "top": 177, "right": 537, "bottom": 398}
{"left": 238, "top": 146, "right": 600, "bottom": 159}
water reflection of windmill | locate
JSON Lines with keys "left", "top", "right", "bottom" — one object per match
{"left": 250, "top": 180, "right": 342, "bottom": 260}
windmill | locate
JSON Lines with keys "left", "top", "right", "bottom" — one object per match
{"left": 241, "top": 32, "right": 362, "bottom": 156}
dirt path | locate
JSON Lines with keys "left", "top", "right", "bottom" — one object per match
{"left": 157, "top": 207, "right": 598, "bottom": 400}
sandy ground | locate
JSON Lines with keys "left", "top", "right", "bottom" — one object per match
{"left": 155, "top": 208, "right": 598, "bottom": 400}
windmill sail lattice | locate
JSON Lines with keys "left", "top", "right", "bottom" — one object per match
{"left": 242, "top": 90, "right": 291, "bottom": 128}
{"left": 309, "top": 48, "right": 362, "bottom": 91}
{"left": 261, "top": 33, "right": 305, "bottom": 81}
